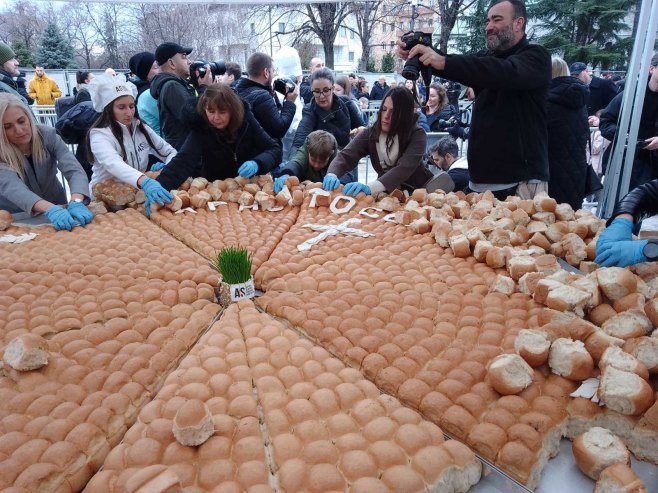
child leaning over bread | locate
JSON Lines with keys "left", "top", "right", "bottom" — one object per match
{"left": 272, "top": 130, "right": 355, "bottom": 192}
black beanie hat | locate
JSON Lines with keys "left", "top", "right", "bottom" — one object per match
{"left": 129, "top": 52, "right": 155, "bottom": 82}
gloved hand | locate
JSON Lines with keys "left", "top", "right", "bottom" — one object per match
{"left": 150, "top": 162, "right": 166, "bottom": 171}
{"left": 596, "top": 218, "right": 634, "bottom": 250}
{"left": 595, "top": 239, "right": 647, "bottom": 267}
{"left": 274, "top": 174, "right": 289, "bottom": 193}
{"left": 342, "top": 182, "right": 371, "bottom": 197}
{"left": 45, "top": 205, "right": 77, "bottom": 231}
{"left": 67, "top": 201, "right": 94, "bottom": 226}
{"left": 238, "top": 160, "right": 259, "bottom": 178}
{"left": 448, "top": 124, "right": 461, "bottom": 139}
{"left": 322, "top": 173, "right": 340, "bottom": 191}
{"left": 141, "top": 177, "right": 173, "bottom": 206}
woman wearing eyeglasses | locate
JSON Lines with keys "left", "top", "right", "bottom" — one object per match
{"left": 292, "top": 68, "right": 365, "bottom": 153}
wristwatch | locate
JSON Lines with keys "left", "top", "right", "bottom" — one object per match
{"left": 642, "top": 239, "right": 658, "bottom": 261}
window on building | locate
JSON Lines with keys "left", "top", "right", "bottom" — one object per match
{"left": 278, "top": 22, "right": 285, "bottom": 33}
{"left": 350, "top": 30, "right": 355, "bottom": 39}
{"left": 349, "top": 51, "right": 354, "bottom": 62}
{"left": 250, "top": 23, "right": 255, "bottom": 35}
{"left": 389, "top": 41, "right": 395, "bottom": 49}
{"left": 341, "top": 27, "right": 347, "bottom": 37}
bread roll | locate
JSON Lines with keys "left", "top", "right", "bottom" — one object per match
{"left": 597, "top": 267, "right": 637, "bottom": 301}
{"left": 622, "top": 336, "right": 658, "bottom": 374}
{"left": 514, "top": 329, "right": 551, "bottom": 367}
{"left": 594, "top": 463, "right": 649, "bottom": 493}
{"left": 599, "top": 346, "right": 649, "bottom": 381}
{"left": 601, "top": 309, "right": 652, "bottom": 340}
{"left": 3, "top": 334, "right": 49, "bottom": 371}
{"left": 548, "top": 338, "right": 593, "bottom": 381}
{"left": 573, "top": 427, "right": 630, "bottom": 480}
{"left": 585, "top": 330, "right": 625, "bottom": 364}
{"left": 598, "top": 366, "right": 654, "bottom": 416}
{"left": 487, "top": 354, "right": 534, "bottom": 395}
{"left": 643, "top": 298, "right": 658, "bottom": 327}
{"left": 172, "top": 399, "right": 214, "bottom": 446}
{"left": 123, "top": 465, "right": 182, "bottom": 492}
{"left": 0, "top": 209, "right": 12, "bottom": 230}
{"left": 489, "top": 275, "right": 515, "bottom": 295}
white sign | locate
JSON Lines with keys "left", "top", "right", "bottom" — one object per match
{"left": 229, "top": 278, "right": 256, "bottom": 302}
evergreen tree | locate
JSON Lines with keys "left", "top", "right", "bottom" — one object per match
{"left": 380, "top": 52, "right": 395, "bottom": 72}
{"left": 529, "top": 0, "right": 634, "bottom": 70}
{"left": 452, "top": 0, "right": 488, "bottom": 55}
{"left": 35, "top": 22, "right": 75, "bottom": 69}
{"left": 10, "top": 41, "right": 35, "bottom": 68}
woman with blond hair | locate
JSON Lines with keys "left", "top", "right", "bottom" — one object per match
{"left": 423, "top": 82, "right": 457, "bottom": 132}
{"left": 154, "top": 83, "right": 280, "bottom": 196}
{"left": 0, "top": 93, "right": 93, "bottom": 230}
{"left": 546, "top": 56, "right": 594, "bottom": 210}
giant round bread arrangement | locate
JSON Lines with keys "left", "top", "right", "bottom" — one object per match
{"left": 1, "top": 177, "right": 657, "bottom": 493}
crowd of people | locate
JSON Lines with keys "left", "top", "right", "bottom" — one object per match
{"left": 0, "top": 0, "right": 656, "bottom": 270}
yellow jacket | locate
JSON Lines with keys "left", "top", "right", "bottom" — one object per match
{"left": 28, "top": 75, "right": 62, "bottom": 105}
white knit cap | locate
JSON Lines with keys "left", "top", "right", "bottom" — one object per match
{"left": 88, "top": 74, "right": 135, "bottom": 112}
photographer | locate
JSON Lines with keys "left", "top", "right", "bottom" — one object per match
{"left": 397, "top": 0, "right": 551, "bottom": 201}
{"left": 150, "top": 42, "right": 212, "bottom": 150}
{"left": 423, "top": 83, "right": 458, "bottom": 132}
{"left": 234, "top": 52, "right": 297, "bottom": 143}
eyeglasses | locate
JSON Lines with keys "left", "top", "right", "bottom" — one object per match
{"left": 312, "top": 88, "right": 332, "bottom": 96}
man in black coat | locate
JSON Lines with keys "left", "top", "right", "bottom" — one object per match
{"left": 300, "top": 57, "right": 325, "bottom": 104}
{"left": 234, "top": 52, "right": 298, "bottom": 143}
{"left": 569, "top": 62, "right": 619, "bottom": 119}
{"left": 370, "top": 76, "right": 389, "bottom": 100}
{"left": 150, "top": 42, "right": 213, "bottom": 150}
{"left": 599, "top": 53, "right": 658, "bottom": 189}
{"left": 398, "top": 0, "right": 551, "bottom": 201}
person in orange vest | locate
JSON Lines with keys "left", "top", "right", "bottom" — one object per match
{"left": 28, "top": 65, "right": 62, "bottom": 105}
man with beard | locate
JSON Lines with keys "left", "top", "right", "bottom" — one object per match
{"left": 0, "top": 43, "right": 29, "bottom": 105}
{"left": 234, "top": 52, "right": 298, "bottom": 144}
{"left": 397, "top": 0, "right": 551, "bottom": 200}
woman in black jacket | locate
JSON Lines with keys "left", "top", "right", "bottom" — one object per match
{"left": 293, "top": 67, "right": 364, "bottom": 151}
{"left": 546, "top": 57, "right": 592, "bottom": 210}
{"left": 423, "top": 83, "right": 457, "bottom": 132}
{"left": 156, "top": 83, "right": 281, "bottom": 192}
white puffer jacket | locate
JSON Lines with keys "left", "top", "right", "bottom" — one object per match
{"left": 89, "top": 120, "right": 176, "bottom": 190}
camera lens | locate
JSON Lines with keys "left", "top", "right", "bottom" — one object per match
{"left": 401, "top": 59, "right": 420, "bottom": 81}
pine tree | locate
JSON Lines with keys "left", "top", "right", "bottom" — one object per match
{"left": 529, "top": 0, "right": 634, "bottom": 70}
{"left": 35, "top": 23, "right": 75, "bottom": 69}
{"left": 380, "top": 52, "right": 395, "bottom": 72}
{"left": 10, "top": 41, "right": 35, "bottom": 68}
{"left": 453, "top": 0, "right": 488, "bottom": 55}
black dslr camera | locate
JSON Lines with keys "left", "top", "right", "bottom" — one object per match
{"left": 190, "top": 59, "right": 226, "bottom": 85}
{"left": 273, "top": 77, "right": 296, "bottom": 96}
{"left": 400, "top": 31, "right": 433, "bottom": 81}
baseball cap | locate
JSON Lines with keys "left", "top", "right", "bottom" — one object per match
{"left": 155, "top": 42, "right": 193, "bottom": 66}
{"left": 569, "top": 62, "right": 587, "bottom": 76}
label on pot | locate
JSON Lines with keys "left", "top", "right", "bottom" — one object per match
{"left": 229, "top": 278, "right": 256, "bottom": 302}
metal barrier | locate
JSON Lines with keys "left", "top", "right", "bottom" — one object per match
{"left": 32, "top": 105, "right": 57, "bottom": 127}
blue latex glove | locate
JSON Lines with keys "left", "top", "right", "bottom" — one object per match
{"left": 322, "top": 173, "right": 340, "bottom": 191}
{"left": 45, "top": 205, "right": 77, "bottom": 231}
{"left": 238, "top": 160, "right": 259, "bottom": 178}
{"left": 597, "top": 218, "right": 634, "bottom": 249}
{"left": 274, "top": 174, "right": 288, "bottom": 194}
{"left": 595, "top": 239, "right": 647, "bottom": 267}
{"left": 141, "top": 177, "right": 173, "bottom": 206}
{"left": 67, "top": 201, "right": 94, "bottom": 226}
{"left": 342, "top": 182, "right": 372, "bottom": 197}
{"left": 151, "top": 161, "right": 166, "bottom": 171}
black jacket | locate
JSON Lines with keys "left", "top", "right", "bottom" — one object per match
{"left": 424, "top": 105, "right": 458, "bottom": 132}
{"left": 293, "top": 95, "right": 363, "bottom": 150}
{"left": 74, "top": 87, "right": 91, "bottom": 104}
{"left": 611, "top": 178, "right": 658, "bottom": 225}
{"left": 300, "top": 79, "right": 312, "bottom": 104}
{"left": 587, "top": 76, "right": 618, "bottom": 116}
{"left": 370, "top": 81, "right": 389, "bottom": 101}
{"left": 150, "top": 72, "right": 203, "bottom": 150}
{"left": 156, "top": 101, "right": 281, "bottom": 191}
{"left": 0, "top": 70, "right": 29, "bottom": 106}
{"left": 233, "top": 77, "right": 296, "bottom": 140}
{"left": 546, "top": 76, "right": 591, "bottom": 210}
{"left": 438, "top": 37, "right": 551, "bottom": 185}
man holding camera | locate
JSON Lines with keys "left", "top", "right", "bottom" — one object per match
{"left": 234, "top": 52, "right": 298, "bottom": 143}
{"left": 397, "top": 0, "right": 551, "bottom": 201}
{"left": 599, "top": 53, "right": 658, "bottom": 189}
{"left": 150, "top": 42, "right": 213, "bottom": 150}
